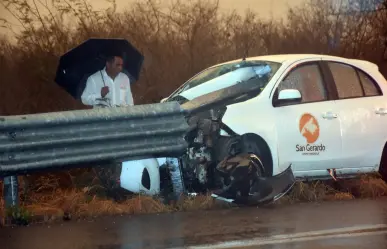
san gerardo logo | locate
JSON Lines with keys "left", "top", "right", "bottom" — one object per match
{"left": 296, "top": 113, "right": 325, "bottom": 155}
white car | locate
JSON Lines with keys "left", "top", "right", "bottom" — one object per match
{"left": 120, "top": 54, "right": 387, "bottom": 205}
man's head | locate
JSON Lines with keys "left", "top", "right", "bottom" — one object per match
{"left": 106, "top": 55, "right": 124, "bottom": 79}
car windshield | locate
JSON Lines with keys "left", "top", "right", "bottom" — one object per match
{"left": 170, "top": 60, "right": 282, "bottom": 99}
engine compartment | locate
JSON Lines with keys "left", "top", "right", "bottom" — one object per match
{"left": 179, "top": 107, "right": 244, "bottom": 194}
{"left": 164, "top": 93, "right": 260, "bottom": 198}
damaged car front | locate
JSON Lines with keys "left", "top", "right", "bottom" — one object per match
{"left": 120, "top": 58, "right": 296, "bottom": 205}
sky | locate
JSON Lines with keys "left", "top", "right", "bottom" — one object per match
{"left": 0, "top": 0, "right": 306, "bottom": 38}
{"left": 90, "top": 0, "right": 306, "bottom": 17}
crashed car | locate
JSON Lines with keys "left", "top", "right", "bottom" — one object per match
{"left": 120, "top": 54, "right": 387, "bottom": 205}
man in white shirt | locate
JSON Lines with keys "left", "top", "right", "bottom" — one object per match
{"left": 81, "top": 55, "right": 134, "bottom": 108}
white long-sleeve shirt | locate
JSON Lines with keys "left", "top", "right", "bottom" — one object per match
{"left": 81, "top": 68, "right": 134, "bottom": 107}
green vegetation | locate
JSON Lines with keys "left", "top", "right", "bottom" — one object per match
{"left": 5, "top": 205, "right": 32, "bottom": 226}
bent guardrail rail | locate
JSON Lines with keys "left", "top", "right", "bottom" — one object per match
{"left": 0, "top": 102, "right": 189, "bottom": 177}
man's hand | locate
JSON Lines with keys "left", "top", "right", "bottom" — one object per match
{"left": 101, "top": 86, "right": 109, "bottom": 98}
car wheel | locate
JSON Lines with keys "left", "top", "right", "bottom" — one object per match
{"left": 241, "top": 135, "right": 273, "bottom": 177}
{"left": 379, "top": 144, "right": 387, "bottom": 182}
{"left": 213, "top": 153, "right": 266, "bottom": 205}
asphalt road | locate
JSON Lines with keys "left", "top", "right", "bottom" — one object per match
{"left": 1, "top": 198, "right": 387, "bottom": 249}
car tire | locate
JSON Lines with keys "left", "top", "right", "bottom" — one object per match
{"left": 379, "top": 144, "right": 387, "bottom": 182}
{"left": 213, "top": 153, "right": 265, "bottom": 205}
{"left": 241, "top": 135, "right": 273, "bottom": 177}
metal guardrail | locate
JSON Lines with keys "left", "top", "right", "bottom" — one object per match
{"left": 0, "top": 102, "right": 190, "bottom": 177}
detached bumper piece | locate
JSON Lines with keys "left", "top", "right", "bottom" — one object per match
{"left": 211, "top": 153, "right": 295, "bottom": 206}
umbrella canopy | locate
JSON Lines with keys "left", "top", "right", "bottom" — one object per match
{"left": 55, "top": 38, "right": 144, "bottom": 99}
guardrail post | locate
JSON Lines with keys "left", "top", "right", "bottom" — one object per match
{"left": 3, "top": 176, "right": 19, "bottom": 208}
{"left": 166, "top": 158, "right": 186, "bottom": 200}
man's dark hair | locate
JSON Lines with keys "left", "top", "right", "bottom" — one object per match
{"left": 106, "top": 54, "right": 123, "bottom": 63}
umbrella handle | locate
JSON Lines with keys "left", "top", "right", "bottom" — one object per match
{"left": 100, "top": 70, "right": 106, "bottom": 87}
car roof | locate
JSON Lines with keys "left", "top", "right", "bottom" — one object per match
{"left": 209, "top": 54, "right": 378, "bottom": 72}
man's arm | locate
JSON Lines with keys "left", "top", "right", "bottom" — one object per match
{"left": 81, "top": 76, "right": 100, "bottom": 106}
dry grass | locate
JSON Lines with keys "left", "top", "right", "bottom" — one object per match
{"left": 1, "top": 174, "right": 387, "bottom": 225}
{"left": 0, "top": 181, "right": 230, "bottom": 224}
{"left": 278, "top": 173, "right": 387, "bottom": 204}
{"left": 2, "top": 0, "right": 387, "bottom": 115}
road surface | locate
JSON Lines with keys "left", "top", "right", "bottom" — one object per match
{"left": 1, "top": 198, "right": 387, "bottom": 249}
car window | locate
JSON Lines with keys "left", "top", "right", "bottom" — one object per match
{"left": 277, "top": 63, "right": 327, "bottom": 103}
{"left": 328, "top": 62, "right": 364, "bottom": 99}
{"left": 357, "top": 70, "right": 382, "bottom": 96}
{"left": 169, "top": 60, "right": 282, "bottom": 99}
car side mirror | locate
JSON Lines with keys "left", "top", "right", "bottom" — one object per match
{"left": 278, "top": 89, "right": 302, "bottom": 101}
{"left": 274, "top": 89, "right": 302, "bottom": 106}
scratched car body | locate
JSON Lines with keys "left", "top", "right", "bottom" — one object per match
{"left": 120, "top": 54, "right": 387, "bottom": 205}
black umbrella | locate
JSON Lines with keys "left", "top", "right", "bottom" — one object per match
{"left": 55, "top": 38, "right": 144, "bottom": 99}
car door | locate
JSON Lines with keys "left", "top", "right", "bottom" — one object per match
{"left": 323, "top": 60, "right": 387, "bottom": 174}
{"left": 272, "top": 60, "right": 343, "bottom": 178}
